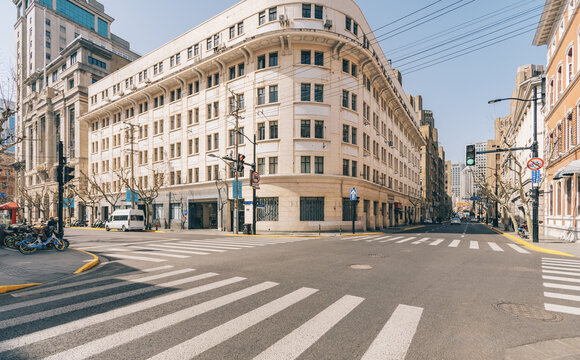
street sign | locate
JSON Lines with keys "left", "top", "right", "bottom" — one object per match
{"left": 232, "top": 180, "right": 243, "bottom": 199}
{"left": 183, "top": 210, "right": 187, "bottom": 216}
{"left": 470, "top": 196, "right": 482, "bottom": 201}
{"left": 243, "top": 201, "right": 252, "bottom": 205}
{"left": 532, "top": 169, "right": 541, "bottom": 184}
{"left": 527, "top": 157, "right": 544, "bottom": 170}
{"left": 350, "top": 188, "right": 357, "bottom": 201}
{"left": 257, "top": 204, "right": 265, "bottom": 208}
{"left": 251, "top": 171, "right": 260, "bottom": 186}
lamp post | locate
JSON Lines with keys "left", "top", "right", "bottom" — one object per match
{"left": 488, "top": 86, "right": 540, "bottom": 243}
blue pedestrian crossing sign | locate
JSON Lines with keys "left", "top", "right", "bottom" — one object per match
{"left": 350, "top": 188, "right": 357, "bottom": 201}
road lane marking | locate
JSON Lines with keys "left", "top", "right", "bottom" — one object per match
{"left": 253, "top": 295, "right": 364, "bottom": 360}
{"left": 469, "top": 241, "right": 479, "bottom": 249}
{"left": 360, "top": 304, "right": 423, "bottom": 360}
{"left": 42, "top": 282, "right": 279, "bottom": 360}
{"left": 542, "top": 261, "right": 580, "bottom": 269}
{"left": 448, "top": 240, "right": 460, "bottom": 247}
{"left": 160, "top": 243, "right": 231, "bottom": 252}
{"left": 542, "top": 257, "right": 580, "bottom": 264}
{"left": 177, "top": 241, "right": 251, "bottom": 249}
{"left": 367, "top": 236, "right": 391, "bottom": 242}
{"left": 0, "top": 277, "right": 246, "bottom": 353}
{"left": 429, "top": 239, "right": 444, "bottom": 246}
{"left": 544, "top": 303, "right": 580, "bottom": 316}
{"left": 543, "top": 282, "right": 580, "bottom": 291}
{"left": 0, "top": 273, "right": 218, "bottom": 330}
{"left": 412, "top": 238, "right": 430, "bottom": 244}
{"left": 130, "top": 251, "right": 188, "bottom": 259}
{"left": 507, "top": 244, "right": 530, "bottom": 254}
{"left": 544, "top": 292, "right": 580, "bottom": 302}
{"left": 148, "top": 243, "right": 227, "bottom": 252}
{"left": 542, "top": 275, "right": 580, "bottom": 284}
{"left": 127, "top": 245, "right": 210, "bottom": 255}
{"left": 543, "top": 265, "right": 580, "bottom": 273}
{"left": 488, "top": 242, "right": 504, "bottom": 252}
{"left": 543, "top": 270, "right": 580, "bottom": 277}
{"left": 147, "top": 287, "right": 319, "bottom": 359}
{"left": 102, "top": 253, "right": 167, "bottom": 262}
{"left": 396, "top": 237, "right": 417, "bottom": 244}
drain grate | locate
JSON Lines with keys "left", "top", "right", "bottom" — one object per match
{"left": 493, "top": 302, "right": 563, "bottom": 322}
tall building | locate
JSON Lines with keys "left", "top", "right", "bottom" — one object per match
{"left": 13, "top": 0, "right": 138, "bottom": 221}
{"left": 534, "top": 0, "right": 580, "bottom": 240}
{"left": 450, "top": 162, "right": 465, "bottom": 207}
{"left": 460, "top": 166, "right": 474, "bottom": 203}
{"left": 472, "top": 141, "right": 487, "bottom": 193}
{"left": 80, "top": 0, "right": 425, "bottom": 231}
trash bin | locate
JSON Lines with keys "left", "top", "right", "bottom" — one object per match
{"left": 243, "top": 224, "right": 252, "bottom": 234}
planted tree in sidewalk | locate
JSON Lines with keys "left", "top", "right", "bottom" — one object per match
{"left": 81, "top": 171, "right": 123, "bottom": 217}
{"left": 117, "top": 166, "right": 165, "bottom": 229}
{"left": 0, "top": 67, "right": 25, "bottom": 155}
{"left": 67, "top": 174, "right": 102, "bottom": 225}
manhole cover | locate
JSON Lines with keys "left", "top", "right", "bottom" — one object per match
{"left": 493, "top": 302, "right": 563, "bottom": 322}
{"left": 350, "top": 264, "right": 373, "bottom": 270}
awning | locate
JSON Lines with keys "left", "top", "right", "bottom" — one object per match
{"left": 0, "top": 202, "right": 18, "bottom": 210}
{"left": 553, "top": 168, "right": 564, "bottom": 180}
{"left": 560, "top": 160, "right": 580, "bottom": 177}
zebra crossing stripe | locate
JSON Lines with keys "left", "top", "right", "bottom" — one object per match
{"left": 544, "top": 303, "right": 580, "bottom": 316}
{"left": 10, "top": 265, "right": 174, "bottom": 298}
{"left": 542, "top": 275, "right": 580, "bottom": 284}
{"left": 544, "top": 291, "right": 580, "bottom": 302}
{"left": 367, "top": 236, "right": 389, "bottom": 242}
{"left": 103, "top": 253, "right": 168, "bottom": 262}
{"left": 488, "top": 242, "right": 504, "bottom": 252}
{"left": 543, "top": 270, "right": 580, "bottom": 277}
{"left": 507, "top": 244, "right": 530, "bottom": 254}
{"left": 542, "top": 261, "right": 580, "bottom": 269}
{"left": 0, "top": 273, "right": 219, "bottom": 330}
{"left": 149, "top": 243, "right": 227, "bottom": 252}
{"left": 396, "top": 237, "right": 417, "bottom": 244}
{"left": 148, "top": 287, "right": 319, "bottom": 359}
{"left": 354, "top": 235, "right": 383, "bottom": 242}
{"left": 429, "top": 239, "right": 444, "bottom": 246}
{"left": 360, "top": 304, "right": 423, "bottom": 360}
{"left": 42, "top": 281, "right": 279, "bottom": 360}
{"left": 253, "top": 295, "right": 364, "bottom": 360}
{"left": 542, "top": 257, "right": 580, "bottom": 264}
{"left": 469, "top": 241, "right": 479, "bottom": 249}
{"left": 0, "top": 277, "right": 247, "bottom": 353}
{"left": 387, "top": 236, "right": 404, "bottom": 242}
{"left": 448, "top": 240, "right": 460, "bottom": 248}
{"left": 411, "top": 238, "right": 430, "bottom": 244}
{"left": 189, "top": 239, "right": 267, "bottom": 246}
{"left": 178, "top": 241, "right": 251, "bottom": 249}
{"left": 543, "top": 265, "right": 580, "bottom": 273}
{"left": 0, "top": 268, "right": 196, "bottom": 313}
{"left": 130, "top": 251, "right": 189, "bottom": 259}
{"left": 127, "top": 245, "right": 210, "bottom": 255}
{"left": 543, "top": 282, "right": 580, "bottom": 291}
{"left": 377, "top": 236, "right": 394, "bottom": 242}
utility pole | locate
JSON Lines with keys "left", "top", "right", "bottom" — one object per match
{"left": 125, "top": 122, "right": 138, "bottom": 209}
{"left": 494, "top": 155, "right": 499, "bottom": 227}
{"left": 232, "top": 92, "right": 240, "bottom": 234}
{"left": 252, "top": 133, "right": 256, "bottom": 235}
{"left": 532, "top": 86, "right": 539, "bottom": 243}
{"left": 57, "top": 141, "right": 64, "bottom": 238}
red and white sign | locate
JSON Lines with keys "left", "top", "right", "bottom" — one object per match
{"left": 251, "top": 171, "right": 260, "bottom": 186}
{"left": 527, "top": 157, "right": 544, "bottom": 170}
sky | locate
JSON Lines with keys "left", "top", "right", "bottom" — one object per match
{"left": 0, "top": 0, "right": 548, "bottom": 163}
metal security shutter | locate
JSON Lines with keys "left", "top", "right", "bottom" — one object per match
{"left": 300, "top": 197, "right": 324, "bottom": 221}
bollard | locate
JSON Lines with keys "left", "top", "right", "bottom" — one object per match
{"left": 318, "top": 224, "right": 321, "bottom": 236}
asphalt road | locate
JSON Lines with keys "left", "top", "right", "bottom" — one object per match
{"left": 0, "top": 223, "right": 578, "bottom": 359}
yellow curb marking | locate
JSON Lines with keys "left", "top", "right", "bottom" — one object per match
{"left": 68, "top": 227, "right": 165, "bottom": 233}
{"left": 0, "top": 283, "right": 42, "bottom": 294}
{"left": 72, "top": 248, "right": 100, "bottom": 274}
{"left": 487, "top": 225, "right": 575, "bottom": 257}
{"left": 340, "top": 233, "right": 383, "bottom": 237}
{"left": 404, "top": 225, "right": 425, "bottom": 231}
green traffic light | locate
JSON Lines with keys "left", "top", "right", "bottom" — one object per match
{"left": 466, "top": 159, "right": 475, "bottom": 165}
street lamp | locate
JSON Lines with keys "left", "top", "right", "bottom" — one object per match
{"left": 488, "top": 87, "right": 540, "bottom": 243}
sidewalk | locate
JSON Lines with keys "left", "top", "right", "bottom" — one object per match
{"left": 490, "top": 223, "right": 580, "bottom": 258}
{"left": 0, "top": 245, "right": 98, "bottom": 294}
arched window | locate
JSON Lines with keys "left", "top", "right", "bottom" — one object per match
{"left": 550, "top": 78, "right": 555, "bottom": 107}
{"left": 557, "top": 182, "right": 562, "bottom": 216}
{"left": 557, "top": 65, "right": 563, "bottom": 97}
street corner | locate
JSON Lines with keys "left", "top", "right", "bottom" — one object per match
{"left": 71, "top": 248, "right": 100, "bottom": 274}
{"left": 489, "top": 225, "right": 576, "bottom": 258}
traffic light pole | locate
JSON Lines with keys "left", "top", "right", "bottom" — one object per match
{"left": 252, "top": 134, "right": 256, "bottom": 235}
{"left": 57, "top": 141, "right": 64, "bottom": 238}
{"left": 532, "top": 86, "right": 539, "bottom": 243}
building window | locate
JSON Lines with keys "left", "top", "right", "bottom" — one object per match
{"left": 257, "top": 197, "right": 279, "bottom": 221}
{"left": 257, "top": 87, "right": 266, "bottom": 105}
{"left": 269, "top": 85, "right": 278, "bottom": 103}
{"left": 269, "top": 7, "right": 277, "bottom": 21}
{"left": 351, "top": 94, "right": 357, "bottom": 111}
{"left": 257, "top": 55, "right": 266, "bottom": 69}
{"left": 343, "top": 159, "right": 350, "bottom": 176}
{"left": 300, "top": 197, "right": 324, "bottom": 221}
{"left": 352, "top": 160, "right": 357, "bottom": 177}
{"left": 269, "top": 52, "right": 278, "bottom": 67}
{"left": 343, "top": 125, "right": 350, "bottom": 142}
{"left": 269, "top": 157, "right": 278, "bottom": 174}
{"left": 314, "top": 84, "right": 323, "bottom": 102}
{"left": 238, "top": 63, "right": 245, "bottom": 76}
{"left": 238, "top": 22, "right": 244, "bottom": 35}
{"left": 314, "top": 5, "right": 323, "bottom": 19}
{"left": 301, "top": 156, "right": 311, "bottom": 173}
{"left": 258, "top": 157, "right": 265, "bottom": 174}
{"left": 342, "top": 198, "right": 355, "bottom": 221}
{"left": 301, "top": 50, "right": 311, "bottom": 65}
{"left": 259, "top": 11, "right": 266, "bottom": 25}
{"left": 352, "top": 128, "right": 357, "bottom": 144}
{"left": 258, "top": 123, "right": 265, "bottom": 140}
{"left": 314, "top": 51, "right": 324, "bottom": 66}
{"left": 315, "top": 156, "right": 324, "bottom": 174}
{"left": 342, "top": 90, "right": 349, "bottom": 107}
{"left": 302, "top": 4, "right": 311, "bottom": 18}
{"left": 301, "top": 120, "right": 311, "bottom": 138}
{"left": 229, "top": 26, "right": 235, "bottom": 39}
{"left": 269, "top": 121, "right": 278, "bottom": 139}
{"left": 301, "top": 83, "right": 311, "bottom": 101}
{"left": 314, "top": 120, "right": 324, "bottom": 139}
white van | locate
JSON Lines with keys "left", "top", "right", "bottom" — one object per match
{"left": 105, "top": 209, "right": 145, "bottom": 231}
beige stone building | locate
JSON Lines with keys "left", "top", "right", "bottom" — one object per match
{"left": 13, "top": 0, "right": 138, "bottom": 221}
{"left": 80, "top": 0, "right": 425, "bottom": 232}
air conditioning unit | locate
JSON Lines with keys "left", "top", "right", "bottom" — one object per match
{"left": 279, "top": 14, "right": 287, "bottom": 21}
{"left": 324, "top": 19, "right": 333, "bottom": 29}
{"left": 388, "top": 140, "right": 394, "bottom": 147}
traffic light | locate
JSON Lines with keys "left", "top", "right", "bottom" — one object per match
{"left": 237, "top": 154, "right": 245, "bottom": 172}
{"left": 466, "top": 144, "right": 476, "bottom": 166}
{"left": 63, "top": 165, "right": 75, "bottom": 184}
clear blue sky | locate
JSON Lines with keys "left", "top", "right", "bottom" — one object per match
{"left": 0, "top": 0, "right": 547, "bottom": 163}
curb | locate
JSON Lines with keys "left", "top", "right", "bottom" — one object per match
{"left": 68, "top": 227, "right": 166, "bottom": 233}
{"left": 72, "top": 248, "right": 100, "bottom": 274}
{"left": 0, "top": 283, "right": 42, "bottom": 294}
{"left": 487, "top": 225, "right": 576, "bottom": 257}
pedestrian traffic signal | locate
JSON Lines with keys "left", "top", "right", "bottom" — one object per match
{"left": 466, "top": 144, "right": 476, "bottom": 166}
{"left": 237, "top": 154, "right": 245, "bottom": 172}
{"left": 63, "top": 165, "right": 75, "bottom": 184}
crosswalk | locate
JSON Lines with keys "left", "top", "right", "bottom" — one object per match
{"left": 0, "top": 266, "right": 423, "bottom": 359}
{"left": 81, "top": 236, "right": 313, "bottom": 263}
{"left": 541, "top": 257, "right": 580, "bottom": 316}
{"left": 340, "top": 234, "right": 531, "bottom": 254}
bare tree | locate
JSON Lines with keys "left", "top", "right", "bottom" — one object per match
{"left": 81, "top": 171, "right": 123, "bottom": 214}
{"left": 117, "top": 166, "right": 165, "bottom": 228}
{"left": 68, "top": 176, "right": 102, "bottom": 225}
{"left": 19, "top": 182, "right": 55, "bottom": 221}
{"left": 0, "top": 68, "right": 25, "bottom": 155}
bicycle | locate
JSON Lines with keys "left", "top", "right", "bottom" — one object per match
{"left": 18, "top": 226, "right": 69, "bottom": 254}
{"left": 3, "top": 225, "right": 34, "bottom": 249}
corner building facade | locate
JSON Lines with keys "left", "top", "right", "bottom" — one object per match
{"left": 82, "top": 0, "right": 424, "bottom": 232}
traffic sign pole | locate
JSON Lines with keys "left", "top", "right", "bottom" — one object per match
{"left": 351, "top": 188, "right": 357, "bottom": 234}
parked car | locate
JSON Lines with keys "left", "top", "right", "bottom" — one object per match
{"left": 450, "top": 217, "right": 461, "bottom": 225}
{"left": 105, "top": 209, "right": 145, "bottom": 231}
{"left": 424, "top": 218, "right": 433, "bottom": 224}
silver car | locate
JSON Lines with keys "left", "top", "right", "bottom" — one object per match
{"left": 450, "top": 217, "right": 461, "bottom": 225}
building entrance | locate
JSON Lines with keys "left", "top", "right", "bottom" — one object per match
{"left": 188, "top": 201, "right": 217, "bottom": 229}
